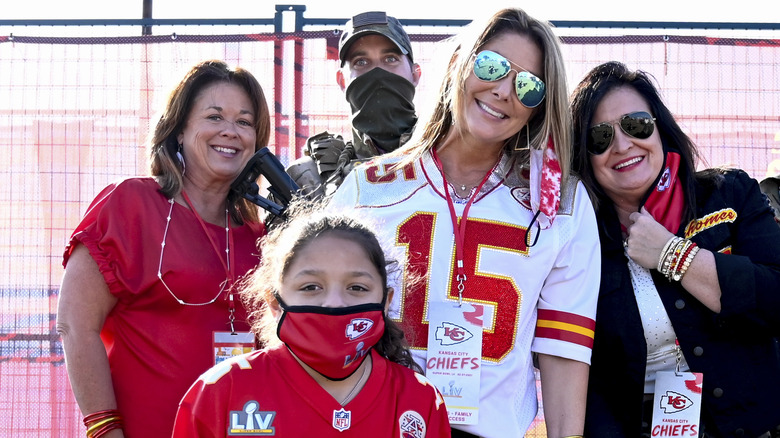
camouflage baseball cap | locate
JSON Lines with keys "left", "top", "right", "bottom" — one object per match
{"left": 760, "top": 174, "right": 780, "bottom": 221}
{"left": 338, "top": 11, "right": 413, "bottom": 66}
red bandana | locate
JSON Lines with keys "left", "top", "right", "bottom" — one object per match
{"left": 530, "top": 136, "right": 562, "bottom": 229}
{"left": 643, "top": 151, "right": 685, "bottom": 233}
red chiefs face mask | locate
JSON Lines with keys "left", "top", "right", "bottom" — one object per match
{"left": 275, "top": 295, "right": 386, "bottom": 381}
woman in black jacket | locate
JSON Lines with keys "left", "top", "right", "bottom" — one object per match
{"left": 570, "top": 61, "right": 780, "bottom": 437}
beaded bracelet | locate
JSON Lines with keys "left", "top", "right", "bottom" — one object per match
{"left": 657, "top": 236, "right": 679, "bottom": 271}
{"left": 658, "top": 237, "right": 703, "bottom": 282}
{"left": 674, "top": 244, "right": 700, "bottom": 282}
{"left": 661, "top": 238, "right": 687, "bottom": 279}
{"left": 667, "top": 239, "right": 693, "bottom": 280}
{"left": 672, "top": 241, "right": 697, "bottom": 280}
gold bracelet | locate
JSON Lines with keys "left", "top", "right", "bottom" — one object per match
{"left": 664, "top": 238, "right": 690, "bottom": 280}
{"left": 657, "top": 236, "right": 679, "bottom": 271}
{"left": 660, "top": 237, "right": 684, "bottom": 276}
{"left": 670, "top": 239, "right": 693, "bottom": 279}
{"left": 86, "top": 416, "right": 120, "bottom": 437}
{"left": 661, "top": 238, "right": 683, "bottom": 278}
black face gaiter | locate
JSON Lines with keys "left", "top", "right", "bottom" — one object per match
{"left": 345, "top": 67, "right": 417, "bottom": 153}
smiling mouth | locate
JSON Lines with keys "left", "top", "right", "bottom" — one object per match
{"left": 614, "top": 156, "right": 643, "bottom": 170}
{"left": 213, "top": 146, "right": 238, "bottom": 154}
{"left": 478, "top": 101, "right": 507, "bottom": 119}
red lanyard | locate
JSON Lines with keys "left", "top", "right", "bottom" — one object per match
{"left": 181, "top": 191, "right": 236, "bottom": 316}
{"left": 431, "top": 148, "right": 496, "bottom": 305}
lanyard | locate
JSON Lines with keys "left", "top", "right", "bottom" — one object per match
{"left": 431, "top": 148, "right": 496, "bottom": 305}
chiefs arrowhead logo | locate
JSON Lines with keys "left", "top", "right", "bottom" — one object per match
{"left": 434, "top": 322, "right": 474, "bottom": 346}
{"left": 657, "top": 167, "right": 672, "bottom": 191}
{"left": 511, "top": 187, "right": 532, "bottom": 210}
{"left": 659, "top": 390, "right": 694, "bottom": 413}
{"left": 345, "top": 318, "right": 374, "bottom": 340}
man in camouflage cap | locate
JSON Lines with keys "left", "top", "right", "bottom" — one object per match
{"left": 287, "top": 11, "right": 421, "bottom": 199}
{"left": 760, "top": 173, "right": 780, "bottom": 225}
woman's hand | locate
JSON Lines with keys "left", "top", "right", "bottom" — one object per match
{"left": 624, "top": 207, "right": 675, "bottom": 270}
{"left": 625, "top": 207, "right": 722, "bottom": 312}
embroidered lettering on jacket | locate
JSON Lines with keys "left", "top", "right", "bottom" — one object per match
{"left": 684, "top": 208, "right": 737, "bottom": 238}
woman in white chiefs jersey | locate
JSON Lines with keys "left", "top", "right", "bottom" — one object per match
{"left": 328, "top": 7, "right": 600, "bottom": 438}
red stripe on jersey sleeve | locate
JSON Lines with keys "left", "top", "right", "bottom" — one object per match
{"left": 534, "top": 326, "right": 594, "bottom": 349}
{"left": 535, "top": 309, "right": 595, "bottom": 349}
{"left": 537, "top": 309, "right": 596, "bottom": 330}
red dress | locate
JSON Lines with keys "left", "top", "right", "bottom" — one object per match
{"left": 173, "top": 346, "right": 451, "bottom": 437}
{"left": 63, "top": 177, "right": 265, "bottom": 438}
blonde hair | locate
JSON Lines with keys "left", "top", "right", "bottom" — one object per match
{"left": 395, "top": 8, "right": 571, "bottom": 186}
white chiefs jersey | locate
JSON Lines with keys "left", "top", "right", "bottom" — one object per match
{"left": 328, "top": 151, "right": 600, "bottom": 438}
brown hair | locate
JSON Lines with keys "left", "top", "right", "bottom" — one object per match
{"left": 149, "top": 59, "right": 271, "bottom": 224}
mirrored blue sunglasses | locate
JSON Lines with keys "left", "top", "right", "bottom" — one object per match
{"left": 472, "top": 50, "right": 546, "bottom": 108}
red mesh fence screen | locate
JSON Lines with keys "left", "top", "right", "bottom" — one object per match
{"left": 0, "top": 28, "right": 777, "bottom": 436}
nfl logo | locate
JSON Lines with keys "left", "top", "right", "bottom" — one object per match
{"left": 332, "top": 408, "right": 352, "bottom": 431}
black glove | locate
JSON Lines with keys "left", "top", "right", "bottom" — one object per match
{"left": 307, "top": 131, "right": 347, "bottom": 180}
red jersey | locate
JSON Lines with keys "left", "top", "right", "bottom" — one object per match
{"left": 63, "top": 177, "right": 264, "bottom": 438}
{"left": 173, "top": 346, "right": 451, "bottom": 437}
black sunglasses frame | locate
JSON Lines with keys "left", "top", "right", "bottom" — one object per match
{"left": 587, "top": 111, "right": 656, "bottom": 155}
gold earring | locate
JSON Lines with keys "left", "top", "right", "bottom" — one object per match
{"left": 514, "top": 125, "right": 530, "bottom": 151}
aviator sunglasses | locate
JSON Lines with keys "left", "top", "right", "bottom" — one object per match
{"left": 588, "top": 111, "right": 656, "bottom": 155}
{"left": 472, "top": 50, "right": 546, "bottom": 108}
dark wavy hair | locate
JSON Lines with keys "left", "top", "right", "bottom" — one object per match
{"left": 149, "top": 59, "right": 271, "bottom": 224}
{"left": 240, "top": 202, "right": 422, "bottom": 374}
{"left": 570, "top": 61, "right": 701, "bottom": 222}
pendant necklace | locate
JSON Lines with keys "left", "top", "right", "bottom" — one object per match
{"left": 340, "top": 361, "right": 370, "bottom": 406}
{"left": 157, "top": 191, "right": 233, "bottom": 306}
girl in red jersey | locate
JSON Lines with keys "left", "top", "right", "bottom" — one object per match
{"left": 173, "top": 206, "right": 450, "bottom": 437}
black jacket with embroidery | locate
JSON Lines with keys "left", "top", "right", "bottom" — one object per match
{"left": 584, "top": 169, "right": 780, "bottom": 437}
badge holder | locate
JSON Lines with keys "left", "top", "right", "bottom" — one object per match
{"left": 213, "top": 296, "right": 254, "bottom": 364}
{"left": 650, "top": 341, "right": 703, "bottom": 437}
{"left": 426, "top": 301, "right": 483, "bottom": 425}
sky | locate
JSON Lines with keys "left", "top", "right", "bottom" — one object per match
{"left": 4, "top": 0, "right": 777, "bottom": 24}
